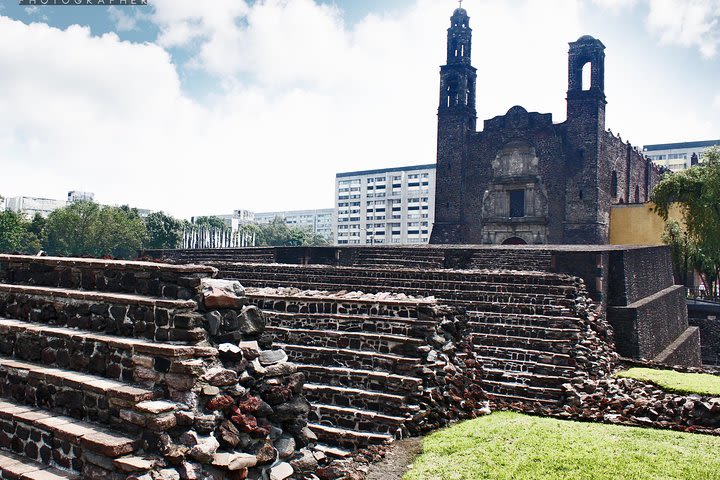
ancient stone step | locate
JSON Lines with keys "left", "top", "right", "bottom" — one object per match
{"left": 470, "top": 332, "right": 575, "bottom": 354}
{"left": 0, "top": 285, "right": 207, "bottom": 343}
{"left": 218, "top": 268, "right": 578, "bottom": 297}
{"left": 266, "top": 326, "right": 424, "bottom": 357}
{"left": 309, "top": 403, "right": 408, "bottom": 436}
{"left": 0, "top": 449, "right": 79, "bottom": 480}
{"left": 0, "top": 359, "right": 166, "bottom": 434}
{"left": 298, "top": 364, "right": 423, "bottom": 396}
{"left": 468, "top": 321, "right": 581, "bottom": 341}
{"left": 467, "top": 311, "right": 580, "bottom": 329}
{"left": 247, "top": 292, "right": 431, "bottom": 320}
{"left": 264, "top": 312, "right": 437, "bottom": 340}
{"left": 214, "top": 262, "right": 577, "bottom": 288}
{"left": 312, "top": 444, "right": 353, "bottom": 459}
{"left": 0, "top": 254, "right": 215, "bottom": 300}
{"left": 472, "top": 344, "right": 574, "bottom": 367}
{"left": 482, "top": 379, "right": 564, "bottom": 402}
{"left": 0, "top": 318, "right": 216, "bottom": 388}
{"left": 0, "top": 399, "right": 140, "bottom": 475}
{"left": 307, "top": 423, "right": 393, "bottom": 450}
{"left": 474, "top": 355, "right": 575, "bottom": 377}
{"left": 277, "top": 343, "right": 422, "bottom": 376}
{"left": 482, "top": 390, "right": 562, "bottom": 406}
{"left": 447, "top": 300, "right": 575, "bottom": 317}
{"left": 303, "top": 384, "right": 420, "bottom": 417}
{"left": 481, "top": 368, "right": 573, "bottom": 388}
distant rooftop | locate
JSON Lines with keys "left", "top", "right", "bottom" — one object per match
{"left": 643, "top": 140, "right": 720, "bottom": 152}
{"left": 336, "top": 163, "right": 436, "bottom": 178}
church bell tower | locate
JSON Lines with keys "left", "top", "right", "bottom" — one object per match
{"left": 430, "top": 5, "right": 477, "bottom": 244}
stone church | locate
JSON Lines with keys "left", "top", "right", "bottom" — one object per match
{"left": 430, "top": 7, "right": 662, "bottom": 245}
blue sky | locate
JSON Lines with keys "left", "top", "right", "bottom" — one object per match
{"left": 0, "top": 0, "right": 718, "bottom": 218}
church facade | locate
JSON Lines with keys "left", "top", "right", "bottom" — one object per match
{"left": 430, "top": 7, "right": 662, "bottom": 245}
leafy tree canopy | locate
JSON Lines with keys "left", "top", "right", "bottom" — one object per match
{"left": 0, "top": 210, "right": 41, "bottom": 254}
{"left": 652, "top": 147, "right": 720, "bottom": 253}
{"left": 653, "top": 147, "right": 720, "bottom": 292}
{"left": 193, "top": 216, "right": 228, "bottom": 230}
{"left": 145, "top": 211, "right": 183, "bottom": 250}
{"left": 44, "top": 202, "right": 147, "bottom": 259}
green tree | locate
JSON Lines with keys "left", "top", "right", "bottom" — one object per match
{"left": 193, "top": 216, "right": 228, "bottom": 230}
{"left": 145, "top": 211, "right": 183, "bottom": 249}
{"left": 652, "top": 146, "right": 720, "bottom": 293}
{"left": 44, "top": 202, "right": 147, "bottom": 259}
{"left": 0, "top": 210, "right": 41, "bottom": 254}
{"left": 254, "top": 217, "right": 330, "bottom": 246}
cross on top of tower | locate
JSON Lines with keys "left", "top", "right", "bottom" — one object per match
{"left": 458, "top": 0, "right": 463, "bottom": 8}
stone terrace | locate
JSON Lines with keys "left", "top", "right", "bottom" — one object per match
{"left": 202, "top": 262, "right": 613, "bottom": 410}
{"left": 242, "top": 286, "right": 486, "bottom": 455}
{"left": 0, "top": 254, "right": 310, "bottom": 480}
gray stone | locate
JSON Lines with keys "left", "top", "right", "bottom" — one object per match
{"left": 274, "top": 436, "right": 296, "bottom": 460}
{"left": 188, "top": 435, "right": 220, "bottom": 464}
{"left": 259, "top": 349, "right": 288, "bottom": 366}
{"left": 239, "top": 305, "right": 266, "bottom": 335}
{"left": 205, "top": 311, "right": 222, "bottom": 336}
{"left": 269, "top": 462, "right": 294, "bottom": 480}
{"left": 204, "top": 367, "right": 238, "bottom": 386}
{"left": 265, "top": 361, "right": 297, "bottom": 377}
{"left": 239, "top": 341, "right": 262, "bottom": 360}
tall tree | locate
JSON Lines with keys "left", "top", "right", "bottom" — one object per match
{"left": 193, "top": 216, "right": 228, "bottom": 230}
{"left": 44, "top": 202, "right": 147, "bottom": 259}
{"left": 145, "top": 211, "right": 183, "bottom": 249}
{"left": 653, "top": 147, "right": 720, "bottom": 292}
{"left": 0, "top": 210, "right": 41, "bottom": 254}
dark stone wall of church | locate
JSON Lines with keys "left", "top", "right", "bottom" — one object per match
{"left": 461, "top": 109, "right": 567, "bottom": 244}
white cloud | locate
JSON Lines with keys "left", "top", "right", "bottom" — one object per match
{"left": 24, "top": 6, "right": 38, "bottom": 15}
{"left": 108, "top": 6, "right": 140, "bottom": 32}
{"left": 645, "top": 0, "right": 720, "bottom": 58}
{"left": 714, "top": 93, "right": 720, "bottom": 108}
{"left": 592, "top": 0, "right": 639, "bottom": 12}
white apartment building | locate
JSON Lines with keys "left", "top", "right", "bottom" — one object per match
{"left": 255, "top": 209, "right": 334, "bottom": 241}
{"left": 4, "top": 196, "right": 67, "bottom": 218}
{"left": 211, "top": 210, "right": 256, "bottom": 231}
{"left": 643, "top": 140, "right": 720, "bottom": 172}
{"left": 335, "top": 164, "right": 435, "bottom": 245}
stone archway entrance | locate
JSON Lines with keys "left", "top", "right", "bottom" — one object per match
{"left": 502, "top": 236, "right": 527, "bottom": 245}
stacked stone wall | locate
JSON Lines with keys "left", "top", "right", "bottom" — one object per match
{"left": 0, "top": 255, "right": 311, "bottom": 480}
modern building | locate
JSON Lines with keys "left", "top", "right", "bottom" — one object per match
{"left": 643, "top": 140, "right": 720, "bottom": 172}
{"left": 67, "top": 191, "right": 95, "bottom": 203}
{"left": 430, "top": 7, "right": 661, "bottom": 245}
{"left": 4, "top": 196, "right": 67, "bottom": 218}
{"left": 210, "top": 210, "right": 256, "bottom": 231}
{"left": 335, "top": 164, "right": 436, "bottom": 245}
{"left": 256, "top": 209, "right": 334, "bottom": 241}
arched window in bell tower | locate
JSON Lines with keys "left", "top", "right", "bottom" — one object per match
{"left": 582, "top": 62, "right": 592, "bottom": 90}
{"left": 446, "top": 77, "right": 459, "bottom": 108}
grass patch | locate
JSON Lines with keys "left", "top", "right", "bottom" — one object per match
{"left": 616, "top": 367, "right": 720, "bottom": 396}
{"left": 403, "top": 411, "right": 720, "bottom": 480}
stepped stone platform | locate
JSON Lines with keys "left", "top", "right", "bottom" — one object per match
{"left": 217, "top": 267, "right": 613, "bottom": 409}
{"left": 244, "top": 287, "right": 487, "bottom": 452}
{"left": 143, "top": 244, "right": 702, "bottom": 368}
{"left": 0, "top": 254, "right": 312, "bottom": 480}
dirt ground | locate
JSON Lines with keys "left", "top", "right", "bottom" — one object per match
{"left": 365, "top": 437, "right": 423, "bottom": 480}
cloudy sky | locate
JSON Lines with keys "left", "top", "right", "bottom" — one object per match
{"left": 0, "top": 0, "right": 718, "bottom": 219}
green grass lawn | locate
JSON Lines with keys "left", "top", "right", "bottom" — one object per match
{"left": 616, "top": 367, "right": 720, "bottom": 396}
{"left": 403, "top": 411, "right": 720, "bottom": 480}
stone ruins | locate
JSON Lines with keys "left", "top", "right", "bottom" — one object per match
{"left": 0, "top": 245, "right": 716, "bottom": 479}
